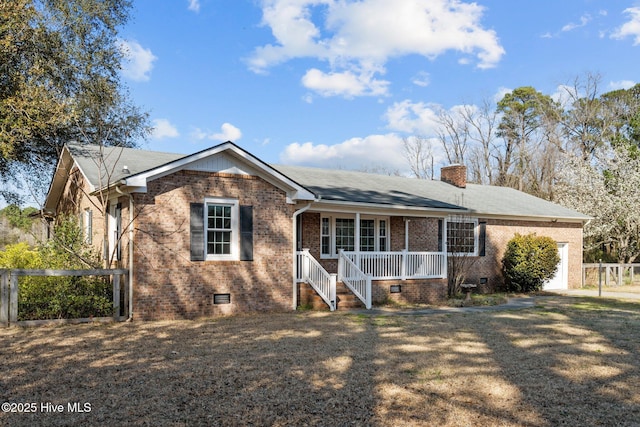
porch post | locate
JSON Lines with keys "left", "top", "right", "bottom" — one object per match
{"left": 442, "top": 219, "right": 448, "bottom": 278}
{"left": 404, "top": 218, "right": 410, "bottom": 251}
{"left": 292, "top": 203, "right": 313, "bottom": 310}
{"left": 355, "top": 212, "right": 360, "bottom": 253}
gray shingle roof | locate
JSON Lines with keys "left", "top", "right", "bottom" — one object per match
{"left": 68, "top": 143, "right": 184, "bottom": 188}
{"left": 65, "top": 143, "right": 589, "bottom": 221}
{"left": 273, "top": 164, "right": 590, "bottom": 221}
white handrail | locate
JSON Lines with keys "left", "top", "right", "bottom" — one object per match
{"left": 338, "top": 250, "right": 372, "bottom": 309}
{"left": 296, "top": 250, "right": 336, "bottom": 311}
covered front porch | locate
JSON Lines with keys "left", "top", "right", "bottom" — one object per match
{"left": 295, "top": 210, "right": 453, "bottom": 310}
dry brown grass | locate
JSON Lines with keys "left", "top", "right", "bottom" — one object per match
{"left": 1, "top": 295, "right": 639, "bottom": 426}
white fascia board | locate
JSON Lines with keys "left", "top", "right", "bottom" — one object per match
{"left": 472, "top": 212, "right": 591, "bottom": 224}
{"left": 72, "top": 158, "right": 96, "bottom": 193}
{"left": 309, "top": 199, "right": 468, "bottom": 217}
{"left": 122, "top": 142, "right": 316, "bottom": 201}
{"left": 45, "top": 146, "right": 95, "bottom": 212}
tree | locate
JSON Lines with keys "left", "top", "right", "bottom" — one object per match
{"left": 556, "top": 144, "right": 640, "bottom": 263}
{"left": 0, "top": 0, "right": 149, "bottom": 204}
{"left": 496, "top": 86, "right": 561, "bottom": 197}
{"left": 463, "top": 99, "right": 500, "bottom": 185}
{"left": 403, "top": 136, "right": 435, "bottom": 179}
{"left": 599, "top": 83, "right": 640, "bottom": 150}
{"left": 558, "top": 73, "right": 607, "bottom": 161}
{"left": 435, "top": 105, "right": 471, "bottom": 165}
{"left": 445, "top": 215, "right": 480, "bottom": 298}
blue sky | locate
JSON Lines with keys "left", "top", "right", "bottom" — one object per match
{"left": 119, "top": 0, "right": 640, "bottom": 174}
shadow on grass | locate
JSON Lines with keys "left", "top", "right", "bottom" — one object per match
{"left": 1, "top": 296, "right": 639, "bottom": 426}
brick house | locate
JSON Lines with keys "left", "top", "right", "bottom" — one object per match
{"left": 44, "top": 142, "right": 590, "bottom": 320}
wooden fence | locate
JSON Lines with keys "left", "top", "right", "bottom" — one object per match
{"left": 582, "top": 263, "right": 640, "bottom": 287}
{"left": 0, "top": 269, "right": 128, "bottom": 327}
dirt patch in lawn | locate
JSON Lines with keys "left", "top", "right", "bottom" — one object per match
{"left": 1, "top": 295, "right": 639, "bottom": 426}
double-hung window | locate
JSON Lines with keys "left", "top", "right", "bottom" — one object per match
{"left": 321, "top": 216, "right": 389, "bottom": 257}
{"left": 335, "top": 218, "right": 355, "bottom": 252}
{"left": 205, "top": 198, "right": 239, "bottom": 260}
{"left": 446, "top": 217, "right": 478, "bottom": 256}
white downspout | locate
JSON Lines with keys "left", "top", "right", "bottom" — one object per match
{"left": 116, "top": 186, "right": 134, "bottom": 321}
{"left": 292, "top": 202, "right": 313, "bottom": 310}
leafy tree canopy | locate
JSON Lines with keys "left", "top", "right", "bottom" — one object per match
{"left": 0, "top": 0, "right": 149, "bottom": 204}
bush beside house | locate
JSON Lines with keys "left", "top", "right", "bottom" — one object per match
{"left": 502, "top": 233, "right": 560, "bottom": 292}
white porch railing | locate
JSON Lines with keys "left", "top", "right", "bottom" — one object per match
{"left": 296, "top": 250, "right": 336, "bottom": 311}
{"left": 338, "top": 250, "right": 372, "bottom": 309}
{"left": 343, "top": 250, "right": 447, "bottom": 280}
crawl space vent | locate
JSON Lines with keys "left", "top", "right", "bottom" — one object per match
{"left": 390, "top": 285, "right": 402, "bottom": 294}
{"left": 213, "top": 293, "right": 231, "bottom": 305}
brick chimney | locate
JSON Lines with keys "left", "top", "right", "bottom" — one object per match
{"left": 440, "top": 164, "right": 467, "bottom": 188}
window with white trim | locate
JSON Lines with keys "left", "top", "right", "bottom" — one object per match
{"left": 321, "top": 215, "right": 390, "bottom": 257}
{"left": 379, "top": 220, "right": 387, "bottom": 251}
{"left": 335, "top": 218, "right": 355, "bottom": 252}
{"left": 205, "top": 198, "right": 239, "bottom": 260}
{"left": 446, "top": 217, "right": 478, "bottom": 255}
{"left": 360, "top": 219, "right": 375, "bottom": 252}
{"left": 321, "top": 217, "right": 331, "bottom": 256}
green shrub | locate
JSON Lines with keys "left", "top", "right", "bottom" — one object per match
{"left": 0, "top": 242, "right": 41, "bottom": 268}
{"left": 0, "top": 217, "right": 111, "bottom": 320}
{"left": 502, "top": 233, "right": 560, "bottom": 293}
{"left": 18, "top": 276, "right": 112, "bottom": 321}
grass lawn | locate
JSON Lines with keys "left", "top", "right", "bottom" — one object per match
{"left": 1, "top": 295, "right": 639, "bottom": 426}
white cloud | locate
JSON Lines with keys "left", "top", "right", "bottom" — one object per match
{"left": 213, "top": 123, "right": 242, "bottom": 141}
{"left": 119, "top": 39, "right": 157, "bottom": 82}
{"left": 301, "top": 68, "right": 389, "bottom": 98}
{"left": 608, "top": 80, "right": 636, "bottom": 90}
{"left": 151, "top": 119, "right": 179, "bottom": 139}
{"left": 612, "top": 7, "right": 640, "bottom": 45}
{"left": 411, "top": 71, "right": 430, "bottom": 87}
{"left": 561, "top": 14, "right": 592, "bottom": 32}
{"left": 551, "top": 84, "right": 576, "bottom": 106}
{"left": 192, "top": 123, "right": 243, "bottom": 142}
{"left": 248, "top": 0, "right": 505, "bottom": 97}
{"left": 493, "top": 86, "right": 512, "bottom": 103}
{"left": 188, "top": 0, "right": 200, "bottom": 12}
{"left": 280, "top": 134, "right": 409, "bottom": 171}
{"left": 384, "top": 100, "right": 441, "bottom": 135}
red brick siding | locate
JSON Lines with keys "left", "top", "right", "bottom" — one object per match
{"left": 373, "top": 279, "right": 447, "bottom": 304}
{"left": 131, "top": 171, "right": 295, "bottom": 320}
{"left": 299, "top": 212, "right": 584, "bottom": 299}
{"left": 469, "top": 219, "right": 583, "bottom": 291}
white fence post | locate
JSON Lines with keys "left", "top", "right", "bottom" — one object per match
{"left": 365, "top": 275, "right": 372, "bottom": 310}
{"left": 401, "top": 249, "right": 407, "bottom": 280}
{"left": 618, "top": 264, "right": 623, "bottom": 286}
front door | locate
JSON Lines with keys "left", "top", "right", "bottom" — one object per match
{"left": 544, "top": 243, "right": 568, "bottom": 290}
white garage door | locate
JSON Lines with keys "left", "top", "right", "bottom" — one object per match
{"left": 544, "top": 243, "right": 569, "bottom": 290}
